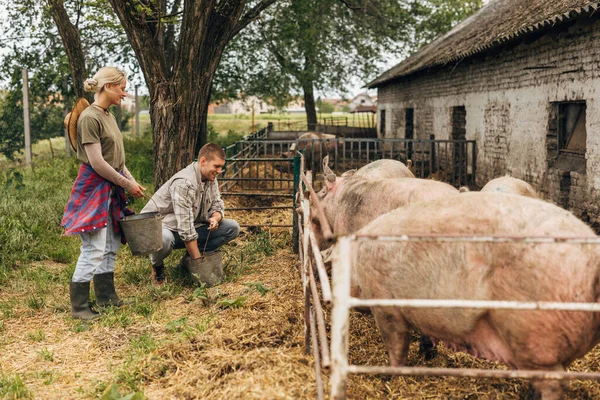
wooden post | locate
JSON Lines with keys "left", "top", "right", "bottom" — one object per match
{"left": 135, "top": 85, "right": 140, "bottom": 136}
{"left": 22, "top": 68, "right": 32, "bottom": 166}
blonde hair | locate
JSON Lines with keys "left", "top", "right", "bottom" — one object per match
{"left": 83, "top": 67, "right": 126, "bottom": 98}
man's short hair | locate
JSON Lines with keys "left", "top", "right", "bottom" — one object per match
{"left": 199, "top": 143, "right": 225, "bottom": 161}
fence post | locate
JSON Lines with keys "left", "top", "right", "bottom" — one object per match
{"left": 429, "top": 134, "right": 436, "bottom": 176}
{"left": 293, "top": 153, "right": 301, "bottom": 254}
{"left": 331, "top": 236, "right": 352, "bottom": 400}
{"left": 22, "top": 68, "right": 32, "bottom": 166}
{"left": 471, "top": 142, "right": 477, "bottom": 188}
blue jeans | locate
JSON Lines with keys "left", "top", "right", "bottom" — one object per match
{"left": 150, "top": 219, "right": 240, "bottom": 267}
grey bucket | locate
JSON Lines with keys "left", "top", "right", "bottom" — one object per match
{"left": 182, "top": 251, "right": 223, "bottom": 287}
{"left": 119, "top": 212, "right": 163, "bottom": 256}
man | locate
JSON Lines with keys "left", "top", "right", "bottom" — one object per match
{"left": 142, "top": 143, "right": 240, "bottom": 284}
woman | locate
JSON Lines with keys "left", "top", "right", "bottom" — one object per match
{"left": 62, "top": 67, "right": 145, "bottom": 320}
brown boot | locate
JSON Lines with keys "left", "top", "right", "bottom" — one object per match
{"left": 70, "top": 281, "right": 100, "bottom": 320}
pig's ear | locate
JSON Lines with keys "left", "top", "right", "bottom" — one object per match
{"left": 323, "top": 155, "right": 336, "bottom": 181}
{"left": 326, "top": 176, "right": 338, "bottom": 191}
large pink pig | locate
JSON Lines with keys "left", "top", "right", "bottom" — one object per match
{"left": 352, "top": 192, "right": 600, "bottom": 399}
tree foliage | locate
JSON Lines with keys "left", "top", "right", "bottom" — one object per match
{"left": 215, "top": 0, "right": 483, "bottom": 127}
{"left": 0, "top": 0, "right": 139, "bottom": 159}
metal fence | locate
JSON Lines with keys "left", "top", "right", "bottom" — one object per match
{"left": 219, "top": 137, "right": 299, "bottom": 231}
{"left": 297, "top": 137, "right": 477, "bottom": 188}
{"left": 296, "top": 168, "right": 600, "bottom": 399}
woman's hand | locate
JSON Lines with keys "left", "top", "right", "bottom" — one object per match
{"left": 126, "top": 181, "right": 146, "bottom": 198}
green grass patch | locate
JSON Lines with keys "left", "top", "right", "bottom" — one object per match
{"left": 37, "top": 348, "right": 54, "bottom": 362}
{"left": 0, "top": 373, "right": 31, "bottom": 399}
{"left": 217, "top": 296, "right": 247, "bottom": 309}
{"left": 244, "top": 282, "right": 271, "bottom": 296}
{"left": 32, "top": 369, "right": 59, "bottom": 386}
{"left": 100, "top": 383, "right": 144, "bottom": 400}
{"left": 26, "top": 329, "right": 46, "bottom": 343}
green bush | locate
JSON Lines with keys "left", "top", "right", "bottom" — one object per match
{"left": 123, "top": 135, "right": 154, "bottom": 186}
{"left": 207, "top": 124, "right": 245, "bottom": 148}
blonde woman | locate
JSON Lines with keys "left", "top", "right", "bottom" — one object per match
{"left": 62, "top": 67, "right": 145, "bottom": 320}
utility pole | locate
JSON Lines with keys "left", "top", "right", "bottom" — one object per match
{"left": 251, "top": 100, "right": 255, "bottom": 134}
{"left": 22, "top": 68, "right": 32, "bottom": 166}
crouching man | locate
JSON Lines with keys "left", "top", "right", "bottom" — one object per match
{"left": 142, "top": 143, "right": 240, "bottom": 285}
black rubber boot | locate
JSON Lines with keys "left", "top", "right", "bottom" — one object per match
{"left": 93, "top": 272, "right": 124, "bottom": 307}
{"left": 152, "top": 264, "right": 166, "bottom": 285}
{"left": 70, "top": 281, "right": 100, "bottom": 320}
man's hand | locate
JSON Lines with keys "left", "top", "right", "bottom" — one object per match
{"left": 207, "top": 217, "right": 219, "bottom": 231}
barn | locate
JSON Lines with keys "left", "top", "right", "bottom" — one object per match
{"left": 369, "top": 0, "right": 600, "bottom": 228}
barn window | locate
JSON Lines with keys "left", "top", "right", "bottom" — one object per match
{"left": 380, "top": 110, "right": 386, "bottom": 137}
{"left": 405, "top": 108, "right": 414, "bottom": 140}
{"left": 451, "top": 106, "right": 466, "bottom": 140}
{"left": 558, "top": 102, "right": 586, "bottom": 156}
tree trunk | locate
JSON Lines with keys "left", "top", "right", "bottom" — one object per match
{"left": 303, "top": 82, "right": 318, "bottom": 131}
{"left": 47, "top": 0, "right": 91, "bottom": 103}
{"left": 149, "top": 78, "right": 213, "bottom": 188}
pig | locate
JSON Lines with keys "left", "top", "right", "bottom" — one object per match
{"left": 340, "top": 159, "right": 414, "bottom": 180}
{"left": 351, "top": 192, "right": 600, "bottom": 399}
{"left": 291, "top": 132, "right": 342, "bottom": 171}
{"left": 481, "top": 175, "right": 537, "bottom": 198}
{"left": 311, "top": 156, "right": 457, "bottom": 251}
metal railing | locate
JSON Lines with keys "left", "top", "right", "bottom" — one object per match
{"left": 295, "top": 157, "right": 600, "bottom": 399}
{"left": 296, "top": 137, "right": 477, "bottom": 188}
{"left": 219, "top": 138, "right": 298, "bottom": 231}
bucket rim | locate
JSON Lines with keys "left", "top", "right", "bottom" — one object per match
{"left": 119, "top": 212, "right": 162, "bottom": 222}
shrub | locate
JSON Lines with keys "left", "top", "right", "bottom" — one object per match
{"left": 0, "top": 158, "right": 81, "bottom": 278}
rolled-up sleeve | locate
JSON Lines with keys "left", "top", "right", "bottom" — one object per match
{"left": 169, "top": 179, "right": 198, "bottom": 241}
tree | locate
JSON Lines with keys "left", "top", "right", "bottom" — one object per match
{"left": 104, "top": 0, "right": 278, "bottom": 188}
{"left": 0, "top": 42, "right": 71, "bottom": 159}
{"left": 0, "top": 0, "right": 140, "bottom": 159}
{"left": 216, "top": 0, "right": 482, "bottom": 129}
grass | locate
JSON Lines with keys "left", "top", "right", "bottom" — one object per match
{"left": 0, "top": 374, "right": 31, "bottom": 399}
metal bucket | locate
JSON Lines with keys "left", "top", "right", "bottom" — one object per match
{"left": 119, "top": 212, "right": 163, "bottom": 256}
{"left": 182, "top": 251, "right": 223, "bottom": 287}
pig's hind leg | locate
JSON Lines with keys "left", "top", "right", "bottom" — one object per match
{"left": 520, "top": 364, "right": 565, "bottom": 400}
{"left": 372, "top": 307, "right": 411, "bottom": 366}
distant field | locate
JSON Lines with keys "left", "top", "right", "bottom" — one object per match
{"left": 121, "top": 112, "right": 352, "bottom": 137}
{"left": 1, "top": 112, "right": 352, "bottom": 167}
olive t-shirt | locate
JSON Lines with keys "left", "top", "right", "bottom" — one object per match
{"left": 76, "top": 106, "right": 125, "bottom": 170}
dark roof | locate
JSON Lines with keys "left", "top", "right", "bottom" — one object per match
{"left": 368, "top": 0, "right": 600, "bottom": 88}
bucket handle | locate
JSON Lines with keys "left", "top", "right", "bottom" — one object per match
{"left": 142, "top": 193, "right": 164, "bottom": 220}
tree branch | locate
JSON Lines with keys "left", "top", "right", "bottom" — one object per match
{"left": 47, "top": 0, "right": 90, "bottom": 100}
{"left": 108, "top": 0, "right": 170, "bottom": 87}
{"left": 230, "top": 0, "right": 278, "bottom": 40}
